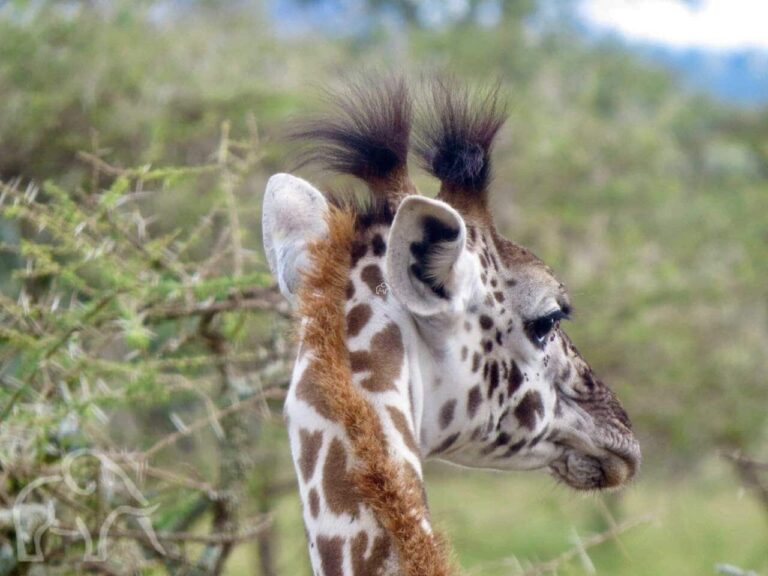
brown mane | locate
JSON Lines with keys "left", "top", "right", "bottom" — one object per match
{"left": 297, "top": 205, "right": 453, "bottom": 576}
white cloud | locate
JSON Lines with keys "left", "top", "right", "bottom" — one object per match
{"left": 580, "top": 0, "right": 768, "bottom": 51}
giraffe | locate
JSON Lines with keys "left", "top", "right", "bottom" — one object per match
{"left": 262, "top": 77, "right": 640, "bottom": 576}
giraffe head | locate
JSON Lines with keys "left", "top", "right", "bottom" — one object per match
{"left": 389, "top": 189, "right": 640, "bottom": 489}
{"left": 387, "top": 83, "right": 639, "bottom": 490}
{"left": 265, "top": 78, "right": 639, "bottom": 494}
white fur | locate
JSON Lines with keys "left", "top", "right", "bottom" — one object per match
{"left": 262, "top": 173, "right": 329, "bottom": 305}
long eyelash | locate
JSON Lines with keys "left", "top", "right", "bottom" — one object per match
{"left": 548, "top": 309, "right": 569, "bottom": 323}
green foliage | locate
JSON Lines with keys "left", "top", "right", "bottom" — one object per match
{"left": 0, "top": 124, "right": 295, "bottom": 572}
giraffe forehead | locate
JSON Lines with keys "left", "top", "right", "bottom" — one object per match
{"left": 468, "top": 226, "right": 569, "bottom": 314}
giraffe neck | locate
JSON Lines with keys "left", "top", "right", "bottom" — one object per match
{"left": 286, "top": 212, "right": 450, "bottom": 576}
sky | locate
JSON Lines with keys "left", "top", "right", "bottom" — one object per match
{"left": 579, "top": 0, "right": 768, "bottom": 51}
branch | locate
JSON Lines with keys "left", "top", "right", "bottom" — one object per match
{"left": 144, "top": 287, "right": 289, "bottom": 322}
{"left": 723, "top": 451, "right": 768, "bottom": 516}
{"left": 515, "top": 514, "right": 654, "bottom": 576}
{"left": 111, "top": 515, "right": 272, "bottom": 545}
{"left": 141, "top": 389, "right": 284, "bottom": 460}
{"left": 473, "top": 515, "right": 654, "bottom": 576}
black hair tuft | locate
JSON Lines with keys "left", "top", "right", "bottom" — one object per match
{"left": 290, "top": 75, "right": 412, "bottom": 187}
{"left": 416, "top": 77, "right": 507, "bottom": 197}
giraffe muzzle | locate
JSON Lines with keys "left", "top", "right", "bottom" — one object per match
{"left": 550, "top": 427, "right": 641, "bottom": 490}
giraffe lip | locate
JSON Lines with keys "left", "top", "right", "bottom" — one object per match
{"left": 550, "top": 440, "right": 640, "bottom": 491}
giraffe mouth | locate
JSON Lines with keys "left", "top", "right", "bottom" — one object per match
{"left": 549, "top": 436, "right": 640, "bottom": 491}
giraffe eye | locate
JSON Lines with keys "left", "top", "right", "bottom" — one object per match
{"left": 527, "top": 310, "right": 568, "bottom": 345}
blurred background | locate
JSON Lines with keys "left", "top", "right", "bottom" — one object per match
{"left": 0, "top": 0, "right": 766, "bottom": 574}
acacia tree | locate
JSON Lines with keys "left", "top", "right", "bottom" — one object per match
{"left": 0, "top": 127, "right": 295, "bottom": 575}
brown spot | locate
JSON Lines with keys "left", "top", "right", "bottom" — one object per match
{"left": 472, "top": 352, "right": 481, "bottom": 373}
{"left": 481, "top": 432, "right": 511, "bottom": 455}
{"left": 499, "top": 438, "right": 526, "bottom": 458}
{"left": 317, "top": 535, "right": 344, "bottom": 576}
{"left": 296, "top": 363, "right": 334, "bottom": 420}
{"left": 350, "top": 352, "right": 369, "bottom": 373}
{"left": 299, "top": 428, "right": 323, "bottom": 482}
{"left": 497, "top": 408, "right": 509, "bottom": 429}
{"left": 487, "top": 362, "right": 500, "bottom": 397}
{"left": 309, "top": 488, "right": 320, "bottom": 518}
{"left": 323, "top": 438, "right": 361, "bottom": 518}
{"left": 507, "top": 361, "right": 523, "bottom": 395}
{"left": 346, "top": 280, "right": 355, "bottom": 299}
{"left": 371, "top": 233, "right": 387, "bottom": 256}
{"left": 348, "top": 323, "right": 404, "bottom": 392}
{"left": 351, "top": 241, "right": 368, "bottom": 267}
{"left": 387, "top": 405, "right": 419, "bottom": 456}
{"left": 515, "top": 390, "right": 544, "bottom": 430}
{"left": 352, "top": 531, "right": 392, "bottom": 576}
{"left": 439, "top": 399, "right": 457, "bottom": 430}
{"left": 467, "top": 386, "right": 482, "bottom": 418}
{"left": 483, "top": 340, "right": 493, "bottom": 353}
{"left": 432, "top": 432, "right": 460, "bottom": 454}
{"left": 479, "top": 315, "right": 493, "bottom": 330}
{"left": 361, "top": 264, "right": 386, "bottom": 299}
{"left": 528, "top": 426, "right": 548, "bottom": 448}
{"left": 346, "top": 304, "right": 372, "bottom": 338}
{"left": 493, "top": 291, "right": 505, "bottom": 303}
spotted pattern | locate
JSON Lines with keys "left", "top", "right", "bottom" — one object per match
{"left": 309, "top": 487, "right": 321, "bottom": 518}
{"left": 299, "top": 428, "right": 323, "bottom": 482}
{"left": 351, "top": 531, "right": 391, "bottom": 576}
{"left": 349, "top": 323, "right": 404, "bottom": 392}
{"left": 387, "top": 405, "right": 419, "bottom": 456}
{"left": 296, "top": 363, "right": 335, "bottom": 421}
{"left": 361, "top": 264, "right": 387, "bottom": 299}
{"left": 467, "top": 386, "right": 482, "bottom": 418}
{"left": 288, "top": 192, "right": 637, "bottom": 576}
{"left": 317, "top": 535, "right": 344, "bottom": 576}
{"left": 514, "top": 390, "right": 544, "bottom": 430}
{"left": 322, "top": 438, "right": 361, "bottom": 518}
{"left": 439, "top": 400, "right": 457, "bottom": 430}
{"left": 346, "top": 304, "right": 373, "bottom": 338}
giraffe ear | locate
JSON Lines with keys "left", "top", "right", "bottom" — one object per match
{"left": 386, "top": 196, "right": 476, "bottom": 316}
{"left": 262, "top": 173, "right": 329, "bottom": 304}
